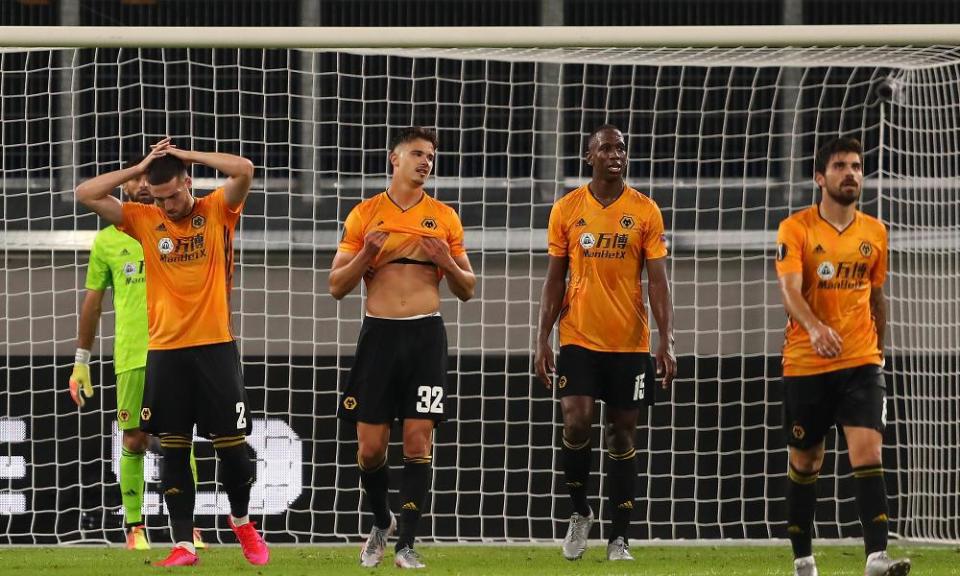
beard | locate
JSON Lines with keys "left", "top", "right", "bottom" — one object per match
{"left": 826, "top": 182, "right": 860, "bottom": 206}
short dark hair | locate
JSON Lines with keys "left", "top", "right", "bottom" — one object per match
{"left": 815, "top": 136, "right": 863, "bottom": 175}
{"left": 124, "top": 154, "right": 145, "bottom": 168}
{"left": 145, "top": 155, "right": 187, "bottom": 185}
{"left": 587, "top": 124, "right": 623, "bottom": 149}
{"left": 389, "top": 126, "right": 439, "bottom": 153}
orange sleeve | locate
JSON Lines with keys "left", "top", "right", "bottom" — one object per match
{"left": 871, "top": 223, "right": 888, "bottom": 288}
{"left": 118, "top": 202, "right": 149, "bottom": 241}
{"left": 547, "top": 203, "right": 567, "bottom": 258}
{"left": 643, "top": 203, "right": 668, "bottom": 260}
{"left": 445, "top": 208, "right": 466, "bottom": 258}
{"left": 775, "top": 218, "right": 805, "bottom": 276}
{"left": 210, "top": 187, "right": 243, "bottom": 226}
{"left": 337, "top": 204, "right": 366, "bottom": 253}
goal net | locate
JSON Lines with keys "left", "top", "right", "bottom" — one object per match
{"left": 0, "top": 27, "right": 958, "bottom": 544}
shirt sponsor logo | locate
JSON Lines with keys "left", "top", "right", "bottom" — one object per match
{"left": 122, "top": 262, "right": 137, "bottom": 277}
{"left": 159, "top": 233, "right": 207, "bottom": 263}
{"left": 580, "top": 232, "right": 629, "bottom": 259}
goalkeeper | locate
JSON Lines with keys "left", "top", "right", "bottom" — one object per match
{"left": 68, "top": 157, "right": 203, "bottom": 551}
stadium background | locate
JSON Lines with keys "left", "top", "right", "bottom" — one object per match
{"left": 0, "top": 0, "right": 957, "bottom": 545}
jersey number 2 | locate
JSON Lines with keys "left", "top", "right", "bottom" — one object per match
{"left": 236, "top": 402, "right": 247, "bottom": 429}
{"left": 416, "top": 386, "right": 444, "bottom": 414}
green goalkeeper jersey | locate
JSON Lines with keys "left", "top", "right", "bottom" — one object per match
{"left": 85, "top": 225, "right": 148, "bottom": 374}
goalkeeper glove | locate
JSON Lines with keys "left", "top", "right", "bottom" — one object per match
{"left": 68, "top": 348, "right": 94, "bottom": 407}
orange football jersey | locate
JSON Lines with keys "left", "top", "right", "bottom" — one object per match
{"left": 338, "top": 191, "right": 466, "bottom": 272}
{"left": 775, "top": 205, "right": 887, "bottom": 376}
{"left": 547, "top": 184, "right": 668, "bottom": 353}
{"left": 119, "top": 188, "right": 241, "bottom": 350}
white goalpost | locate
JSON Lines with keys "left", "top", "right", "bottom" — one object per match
{"left": 0, "top": 25, "right": 958, "bottom": 545}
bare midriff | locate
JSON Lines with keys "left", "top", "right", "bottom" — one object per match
{"left": 364, "top": 261, "right": 440, "bottom": 318}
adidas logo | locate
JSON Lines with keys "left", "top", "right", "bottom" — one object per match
{"left": 156, "top": 223, "right": 167, "bottom": 232}
{"left": 401, "top": 502, "right": 419, "bottom": 511}
{"left": 120, "top": 248, "right": 130, "bottom": 256}
{"left": 617, "top": 501, "right": 634, "bottom": 510}
{"left": 814, "top": 244, "right": 825, "bottom": 254}
{"left": 574, "top": 218, "right": 587, "bottom": 227}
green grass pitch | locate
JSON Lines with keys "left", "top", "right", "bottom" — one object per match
{"left": 1, "top": 544, "right": 958, "bottom": 575}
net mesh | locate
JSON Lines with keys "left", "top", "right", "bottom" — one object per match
{"left": 0, "top": 45, "right": 957, "bottom": 544}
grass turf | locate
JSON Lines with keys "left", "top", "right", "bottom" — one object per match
{"left": 1, "top": 544, "right": 957, "bottom": 575}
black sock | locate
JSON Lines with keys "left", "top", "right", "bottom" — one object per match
{"left": 786, "top": 463, "right": 818, "bottom": 559}
{"left": 395, "top": 456, "right": 432, "bottom": 551}
{"left": 160, "top": 436, "right": 195, "bottom": 544}
{"left": 359, "top": 455, "right": 391, "bottom": 529}
{"left": 853, "top": 465, "right": 889, "bottom": 556}
{"left": 562, "top": 436, "right": 592, "bottom": 517}
{"left": 605, "top": 448, "right": 637, "bottom": 542}
{"left": 213, "top": 437, "right": 256, "bottom": 519}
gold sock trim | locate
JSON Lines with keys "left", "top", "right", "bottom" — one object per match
{"left": 606, "top": 448, "right": 636, "bottom": 461}
{"left": 788, "top": 465, "right": 819, "bottom": 485}
{"left": 562, "top": 436, "right": 590, "bottom": 451}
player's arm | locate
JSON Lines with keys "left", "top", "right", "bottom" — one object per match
{"left": 420, "top": 238, "right": 476, "bottom": 301}
{"left": 69, "top": 289, "right": 106, "bottom": 408}
{"left": 870, "top": 285, "right": 887, "bottom": 354}
{"left": 168, "top": 147, "right": 254, "bottom": 210}
{"left": 534, "top": 255, "right": 568, "bottom": 389}
{"left": 75, "top": 167, "right": 140, "bottom": 225}
{"left": 778, "top": 272, "right": 842, "bottom": 358}
{"left": 647, "top": 256, "right": 677, "bottom": 388}
{"left": 328, "top": 231, "right": 389, "bottom": 300}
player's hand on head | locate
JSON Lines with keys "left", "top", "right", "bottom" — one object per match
{"left": 656, "top": 339, "right": 677, "bottom": 389}
{"left": 534, "top": 341, "right": 556, "bottom": 389}
{"left": 419, "top": 236, "right": 453, "bottom": 266}
{"left": 808, "top": 322, "right": 842, "bottom": 358}
{"left": 68, "top": 362, "right": 94, "bottom": 408}
{"left": 137, "top": 137, "right": 172, "bottom": 171}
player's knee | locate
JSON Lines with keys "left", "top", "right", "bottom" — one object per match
{"left": 563, "top": 419, "right": 591, "bottom": 445}
{"left": 214, "top": 442, "right": 256, "bottom": 490}
{"left": 122, "top": 429, "right": 149, "bottom": 453}
{"left": 604, "top": 426, "right": 635, "bottom": 454}
{"left": 357, "top": 439, "right": 388, "bottom": 466}
{"left": 789, "top": 449, "right": 823, "bottom": 475}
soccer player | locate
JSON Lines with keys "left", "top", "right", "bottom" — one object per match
{"left": 329, "top": 127, "right": 475, "bottom": 569}
{"left": 76, "top": 138, "right": 268, "bottom": 567}
{"left": 776, "top": 136, "right": 910, "bottom": 576}
{"left": 68, "top": 157, "right": 204, "bottom": 551}
{"left": 534, "top": 124, "right": 676, "bottom": 561}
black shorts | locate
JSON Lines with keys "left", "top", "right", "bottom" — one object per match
{"left": 338, "top": 315, "right": 448, "bottom": 424}
{"left": 782, "top": 363, "right": 886, "bottom": 449}
{"left": 141, "top": 341, "right": 252, "bottom": 439}
{"left": 555, "top": 345, "right": 657, "bottom": 408}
